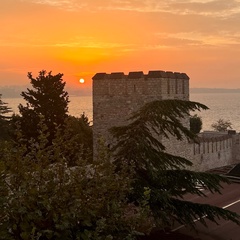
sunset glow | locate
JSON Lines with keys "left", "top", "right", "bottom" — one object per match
{"left": 1, "top": 0, "right": 240, "bottom": 92}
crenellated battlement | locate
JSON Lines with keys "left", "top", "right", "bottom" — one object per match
{"left": 92, "top": 70, "right": 189, "bottom": 98}
{"left": 190, "top": 132, "right": 240, "bottom": 171}
{"left": 192, "top": 135, "right": 233, "bottom": 155}
{"left": 92, "top": 71, "right": 189, "bottom": 80}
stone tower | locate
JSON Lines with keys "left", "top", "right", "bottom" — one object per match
{"left": 92, "top": 70, "right": 190, "bottom": 156}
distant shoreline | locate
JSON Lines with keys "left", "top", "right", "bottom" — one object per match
{"left": 1, "top": 87, "right": 240, "bottom": 98}
{"left": 0, "top": 86, "right": 92, "bottom": 98}
{"left": 190, "top": 88, "right": 240, "bottom": 93}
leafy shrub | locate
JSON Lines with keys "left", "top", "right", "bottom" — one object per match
{"left": 190, "top": 114, "right": 202, "bottom": 134}
{"left": 0, "top": 124, "right": 145, "bottom": 240}
{"left": 211, "top": 118, "right": 232, "bottom": 132}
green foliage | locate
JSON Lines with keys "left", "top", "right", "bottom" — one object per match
{"left": 2, "top": 97, "right": 239, "bottom": 239}
{"left": 18, "top": 70, "right": 69, "bottom": 145}
{"left": 110, "top": 99, "right": 240, "bottom": 229}
{"left": 11, "top": 113, "right": 93, "bottom": 165}
{"left": 59, "top": 114, "right": 93, "bottom": 165}
{"left": 0, "top": 122, "right": 143, "bottom": 240}
{"left": 0, "top": 94, "right": 12, "bottom": 121}
{"left": 190, "top": 114, "right": 202, "bottom": 134}
{"left": 0, "top": 94, "right": 12, "bottom": 141}
{"left": 211, "top": 118, "right": 233, "bottom": 132}
{"left": 12, "top": 113, "right": 92, "bottom": 162}
{"left": 0, "top": 119, "right": 12, "bottom": 141}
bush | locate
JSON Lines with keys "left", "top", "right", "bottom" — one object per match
{"left": 211, "top": 119, "right": 232, "bottom": 132}
{"left": 190, "top": 114, "right": 202, "bottom": 134}
{"left": 59, "top": 114, "right": 93, "bottom": 165}
{"left": 0, "top": 124, "right": 146, "bottom": 240}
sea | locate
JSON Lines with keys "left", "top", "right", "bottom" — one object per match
{"left": 4, "top": 92, "right": 240, "bottom": 132}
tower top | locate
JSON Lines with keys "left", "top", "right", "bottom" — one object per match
{"left": 92, "top": 70, "right": 189, "bottom": 80}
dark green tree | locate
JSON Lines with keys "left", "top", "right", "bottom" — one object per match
{"left": 190, "top": 114, "right": 202, "bottom": 134}
{"left": 211, "top": 118, "right": 232, "bottom": 132}
{"left": 0, "top": 94, "right": 12, "bottom": 141}
{"left": 0, "top": 94, "right": 12, "bottom": 121}
{"left": 0, "top": 119, "right": 141, "bottom": 240}
{"left": 18, "top": 70, "right": 69, "bottom": 145}
{"left": 110, "top": 99, "right": 239, "bottom": 230}
{"left": 55, "top": 114, "right": 93, "bottom": 165}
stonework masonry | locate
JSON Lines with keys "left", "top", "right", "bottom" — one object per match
{"left": 190, "top": 132, "right": 240, "bottom": 171}
{"left": 92, "top": 70, "right": 240, "bottom": 171}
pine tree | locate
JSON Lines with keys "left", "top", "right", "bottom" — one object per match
{"left": 0, "top": 94, "right": 12, "bottom": 141}
{"left": 0, "top": 94, "right": 12, "bottom": 121}
{"left": 109, "top": 99, "right": 240, "bottom": 229}
{"left": 18, "top": 70, "right": 69, "bottom": 145}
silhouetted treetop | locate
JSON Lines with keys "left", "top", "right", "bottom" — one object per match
{"left": 18, "top": 70, "right": 69, "bottom": 145}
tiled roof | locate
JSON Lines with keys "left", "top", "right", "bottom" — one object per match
{"left": 207, "top": 164, "right": 237, "bottom": 175}
{"left": 227, "top": 163, "right": 240, "bottom": 177}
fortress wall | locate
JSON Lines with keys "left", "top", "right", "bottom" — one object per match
{"left": 93, "top": 79, "right": 109, "bottom": 95}
{"left": 232, "top": 134, "right": 240, "bottom": 162}
{"left": 126, "top": 78, "right": 146, "bottom": 95}
{"left": 162, "top": 128, "right": 192, "bottom": 162}
{"left": 145, "top": 78, "right": 162, "bottom": 96}
{"left": 92, "top": 70, "right": 190, "bottom": 156}
{"left": 190, "top": 136, "right": 234, "bottom": 171}
{"left": 92, "top": 70, "right": 240, "bottom": 171}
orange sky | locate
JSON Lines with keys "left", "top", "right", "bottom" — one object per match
{"left": 1, "top": 0, "right": 240, "bottom": 92}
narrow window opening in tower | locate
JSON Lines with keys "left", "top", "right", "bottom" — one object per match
{"left": 167, "top": 80, "right": 170, "bottom": 94}
{"left": 175, "top": 79, "right": 178, "bottom": 94}
{"left": 182, "top": 80, "right": 185, "bottom": 94}
{"left": 134, "top": 84, "right": 136, "bottom": 92}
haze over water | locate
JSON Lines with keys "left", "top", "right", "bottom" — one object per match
{"left": 4, "top": 92, "right": 240, "bottom": 132}
{"left": 190, "top": 92, "right": 240, "bottom": 132}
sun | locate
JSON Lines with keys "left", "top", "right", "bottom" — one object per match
{"left": 79, "top": 78, "right": 85, "bottom": 84}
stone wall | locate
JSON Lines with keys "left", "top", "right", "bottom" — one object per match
{"left": 92, "top": 70, "right": 189, "bottom": 154}
{"left": 92, "top": 70, "right": 240, "bottom": 171}
{"left": 232, "top": 134, "right": 240, "bottom": 161}
{"left": 190, "top": 133, "right": 232, "bottom": 171}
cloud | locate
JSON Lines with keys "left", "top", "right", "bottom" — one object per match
{"left": 21, "top": 0, "right": 86, "bottom": 11}
{"left": 0, "top": 36, "right": 132, "bottom": 49}
{"left": 168, "top": 0, "right": 240, "bottom": 18}
{"left": 155, "top": 31, "right": 240, "bottom": 48}
{"left": 21, "top": 0, "right": 240, "bottom": 19}
{"left": 53, "top": 41, "right": 131, "bottom": 49}
{"left": 3, "top": 0, "right": 240, "bottom": 51}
